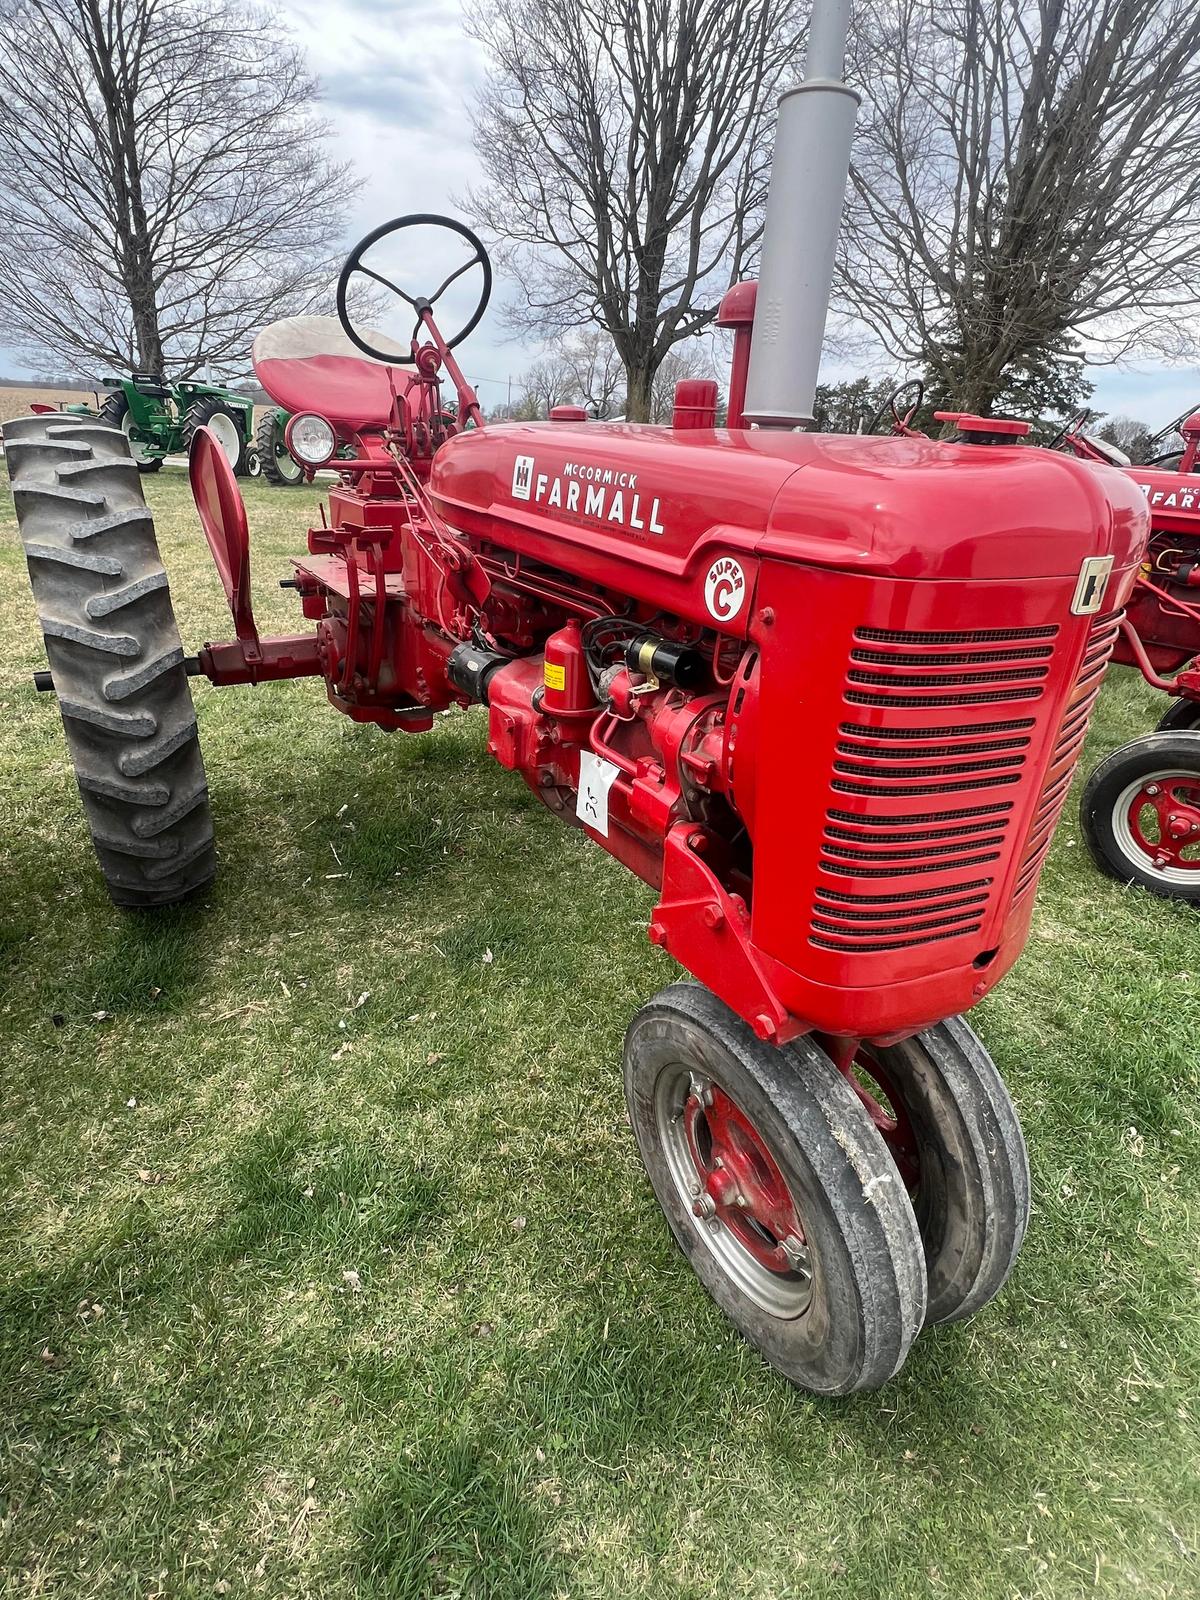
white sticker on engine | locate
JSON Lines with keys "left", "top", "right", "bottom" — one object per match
{"left": 576, "top": 752, "right": 621, "bottom": 837}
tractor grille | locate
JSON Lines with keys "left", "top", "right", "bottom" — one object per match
{"left": 810, "top": 623, "right": 1060, "bottom": 953}
{"left": 1009, "top": 611, "right": 1123, "bottom": 905}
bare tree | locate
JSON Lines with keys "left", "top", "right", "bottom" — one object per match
{"left": 489, "top": 333, "right": 719, "bottom": 423}
{"left": 842, "top": 0, "right": 1200, "bottom": 417}
{"left": 1095, "top": 414, "right": 1155, "bottom": 463}
{"left": 0, "top": 0, "right": 352, "bottom": 379}
{"left": 466, "top": 0, "right": 803, "bottom": 421}
{"left": 486, "top": 392, "right": 543, "bottom": 423}
{"left": 561, "top": 330, "right": 625, "bottom": 419}
{"left": 521, "top": 356, "right": 580, "bottom": 417}
{"left": 486, "top": 354, "right": 578, "bottom": 420}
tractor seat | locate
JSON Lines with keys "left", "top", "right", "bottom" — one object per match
{"left": 252, "top": 316, "right": 417, "bottom": 431}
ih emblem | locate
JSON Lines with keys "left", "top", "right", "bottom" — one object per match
{"left": 1071, "top": 555, "right": 1113, "bottom": 616}
{"left": 511, "top": 454, "right": 534, "bottom": 501}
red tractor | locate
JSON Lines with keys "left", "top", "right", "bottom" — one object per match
{"left": 2, "top": 211, "right": 1148, "bottom": 1394}
{"left": 1057, "top": 410, "right": 1200, "bottom": 898}
{"left": 1, "top": 4, "right": 1151, "bottom": 1391}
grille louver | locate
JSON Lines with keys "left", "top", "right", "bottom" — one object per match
{"left": 1009, "top": 611, "right": 1123, "bottom": 904}
{"left": 810, "top": 622, "right": 1060, "bottom": 954}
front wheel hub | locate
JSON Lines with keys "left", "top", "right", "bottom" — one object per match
{"left": 655, "top": 1065, "right": 812, "bottom": 1318}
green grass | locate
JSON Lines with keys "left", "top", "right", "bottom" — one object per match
{"left": 1, "top": 462, "right": 1198, "bottom": 1599}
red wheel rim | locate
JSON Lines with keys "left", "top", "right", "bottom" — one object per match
{"left": 681, "top": 1083, "right": 805, "bottom": 1275}
{"left": 1120, "top": 772, "right": 1200, "bottom": 875}
{"left": 654, "top": 1065, "right": 813, "bottom": 1317}
{"left": 846, "top": 1048, "right": 921, "bottom": 1192}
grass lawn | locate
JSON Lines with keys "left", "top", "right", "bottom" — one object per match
{"left": 0, "top": 460, "right": 1197, "bottom": 1599}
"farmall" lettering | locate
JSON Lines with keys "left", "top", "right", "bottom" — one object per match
{"left": 511, "top": 453, "right": 665, "bottom": 535}
{"left": 1138, "top": 482, "right": 1200, "bottom": 511}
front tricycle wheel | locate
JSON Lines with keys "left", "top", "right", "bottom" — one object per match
{"left": 842, "top": 1018, "right": 1030, "bottom": 1324}
{"left": 623, "top": 983, "right": 927, "bottom": 1395}
{"left": 1155, "top": 697, "right": 1200, "bottom": 734}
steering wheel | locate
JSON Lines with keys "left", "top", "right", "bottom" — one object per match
{"left": 865, "top": 379, "right": 924, "bottom": 436}
{"left": 336, "top": 213, "right": 492, "bottom": 361}
{"left": 1047, "top": 409, "right": 1092, "bottom": 453}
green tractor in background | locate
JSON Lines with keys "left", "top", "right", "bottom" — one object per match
{"left": 31, "top": 376, "right": 312, "bottom": 486}
{"left": 96, "top": 373, "right": 260, "bottom": 476}
{"left": 254, "top": 405, "right": 304, "bottom": 485}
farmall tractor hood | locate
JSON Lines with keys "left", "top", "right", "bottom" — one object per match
{"left": 430, "top": 421, "right": 1148, "bottom": 610}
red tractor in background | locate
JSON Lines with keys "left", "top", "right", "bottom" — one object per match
{"left": 1057, "top": 410, "right": 1200, "bottom": 899}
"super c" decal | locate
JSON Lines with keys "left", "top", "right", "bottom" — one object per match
{"left": 704, "top": 556, "right": 747, "bottom": 622}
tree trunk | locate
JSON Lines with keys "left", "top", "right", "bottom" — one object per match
{"left": 955, "top": 351, "right": 1011, "bottom": 418}
{"left": 624, "top": 364, "right": 654, "bottom": 423}
{"left": 79, "top": 0, "right": 166, "bottom": 375}
{"left": 129, "top": 281, "right": 164, "bottom": 374}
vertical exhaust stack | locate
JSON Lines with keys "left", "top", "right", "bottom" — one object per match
{"left": 742, "top": 0, "right": 860, "bottom": 429}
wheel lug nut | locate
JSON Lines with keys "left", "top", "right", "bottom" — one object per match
{"left": 1147, "top": 784, "right": 1161, "bottom": 796}
{"left": 734, "top": 1193, "right": 747, "bottom": 1208}
{"left": 691, "top": 1194, "right": 716, "bottom": 1219}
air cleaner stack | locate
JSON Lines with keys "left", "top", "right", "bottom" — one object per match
{"left": 742, "top": 0, "right": 860, "bottom": 428}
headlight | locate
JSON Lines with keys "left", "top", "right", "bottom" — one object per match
{"left": 285, "top": 412, "right": 336, "bottom": 467}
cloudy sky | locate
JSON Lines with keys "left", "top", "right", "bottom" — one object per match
{"left": 288, "top": 0, "right": 536, "bottom": 412}
{"left": 7, "top": 0, "right": 1199, "bottom": 428}
{"left": 284, "top": 0, "right": 1200, "bottom": 426}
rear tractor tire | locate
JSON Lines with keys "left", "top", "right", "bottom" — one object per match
{"left": 97, "top": 391, "right": 163, "bottom": 473}
{"left": 1081, "top": 731, "right": 1200, "bottom": 901}
{"left": 182, "top": 396, "right": 250, "bottom": 476}
{"left": 255, "top": 408, "right": 303, "bottom": 486}
{"left": 2, "top": 412, "right": 216, "bottom": 908}
{"left": 623, "top": 983, "right": 927, "bottom": 1395}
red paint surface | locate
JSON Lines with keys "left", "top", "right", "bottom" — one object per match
{"left": 1066, "top": 428, "right": 1200, "bottom": 685}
